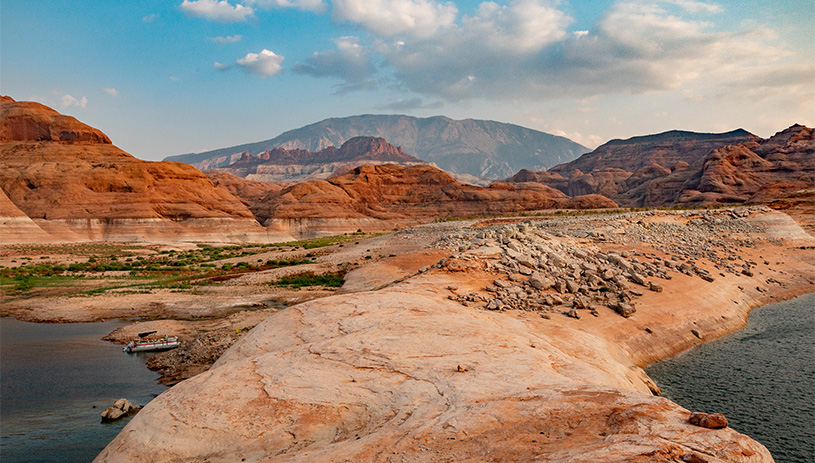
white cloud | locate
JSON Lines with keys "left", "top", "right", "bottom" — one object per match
{"left": 332, "top": 0, "right": 458, "bottom": 38}
{"left": 363, "top": 0, "right": 792, "bottom": 102}
{"left": 246, "top": 0, "right": 325, "bottom": 12}
{"left": 665, "top": 0, "right": 722, "bottom": 14}
{"left": 142, "top": 13, "right": 160, "bottom": 23}
{"left": 103, "top": 88, "right": 118, "bottom": 96}
{"left": 214, "top": 62, "right": 232, "bottom": 70}
{"left": 236, "top": 49, "right": 284, "bottom": 77}
{"left": 294, "top": 36, "right": 376, "bottom": 91}
{"left": 60, "top": 94, "right": 88, "bottom": 109}
{"left": 180, "top": 0, "right": 254, "bottom": 22}
{"left": 209, "top": 34, "right": 243, "bottom": 44}
{"left": 169, "top": 76, "right": 180, "bottom": 81}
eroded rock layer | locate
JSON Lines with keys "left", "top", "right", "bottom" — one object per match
{"left": 248, "top": 164, "right": 617, "bottom": 234}
{"left": 509, "top": 125, "right": 814, "bottom": 208}
{"left": 0, "top": 96, "right": 276, "bottom": 242}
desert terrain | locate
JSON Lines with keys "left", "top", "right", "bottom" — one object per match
{"left": 5, "top": 204, "right": 812, "bottom": 462}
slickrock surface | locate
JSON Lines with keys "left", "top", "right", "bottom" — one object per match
{"left": 97, "top": 208, "right": 814, "bottom": 462}
{"left": 0, "top": 96, "right": 277, "bottom": 243}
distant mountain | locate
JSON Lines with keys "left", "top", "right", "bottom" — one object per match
{"left": 506, "top": 126, "right": 814, "bottom": 208}
{"left": 209, "top": 136, "right": 428, "bottom": 183}
{"left": 165, "top": 115, "right": 590, "bottom": 179}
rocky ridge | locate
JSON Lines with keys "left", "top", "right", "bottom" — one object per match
{"left": 249, "top": 164, "right": 617, "bottom": 236}
{"left": 507, "top": 125, "right": 813, "bottom": 208}
{"left": 166, "top": 114, "right": 590, "bottom": 179}
{"left": 208, "top": 136, "right": 427, "bottom": 183}
{"left": 0, "top": 96, "right": 278, "bottom": 243}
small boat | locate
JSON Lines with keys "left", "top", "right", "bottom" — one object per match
{"left": 123, "top": 331, "right": 180, "bottom": 353}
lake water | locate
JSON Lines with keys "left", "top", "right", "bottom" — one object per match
{"left": 0, "top": 318, "right": 168, "bottom": 463}
{"left": 646, "top": 292, "right": 815, "bottom": 463}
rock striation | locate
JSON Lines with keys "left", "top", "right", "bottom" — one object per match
{"left": 0, "top": 96, "right": 279, "bottom": 243}
{"left": 246, "top": 164, "right": 617, "bottom": 237}
{"left": 209, "top": 136, "right": 428, "bottom": 183}
{"left": 166, "top": 114, "right": 590, "bottom": 179}
{"left": 507, "top": 125, "right": 813, "bottom": 208}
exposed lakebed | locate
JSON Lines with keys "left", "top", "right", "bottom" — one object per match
{"left": 647, "top": 292, "right": 815, "bottom": 463}
{"left": 0, "top": 318, "right": 168, "bottom": 463}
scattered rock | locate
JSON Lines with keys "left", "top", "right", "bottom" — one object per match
{"left": 689, "top": 412, "right": 728, "bottom": 429}
{"left": 101, "top": 398, "right": 140, "bottom": 422}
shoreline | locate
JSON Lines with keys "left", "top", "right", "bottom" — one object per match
{"left": 95, "top": 207, "right": 815, "bottom": 462}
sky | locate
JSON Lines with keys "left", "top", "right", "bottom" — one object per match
{"left": 1, "top": 0, "right": 813, "bottom": 161}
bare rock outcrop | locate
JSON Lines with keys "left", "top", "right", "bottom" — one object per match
{"left": 507, "top": 125, "right": 814, "bottom": 209}
{"left": 96, "top": 271, "right": 772, "bottom": 462}
{"left": 93, "top": 208, "right": 813, "bottom": 462}
{"left": 250, "top": 164, "right": 617, "bottom": 229}
{"left": 0, "top": 96, "right": 277, "bottom": 242}
{"left": 212, "top": 136, "right": 429, "bottom": 183}
{"left": 0, "top": 188, "right": 55, "bottom": 244}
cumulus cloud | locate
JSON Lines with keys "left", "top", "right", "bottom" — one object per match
{"left": 210, "top": 34, "right": 243, "bottom": 44}
{"left": 180, "top": 0, "right": 254, "bottom": 22}
{"left": 142, "top": 13, "right": 160, "bottom": 23}
{"left": 294, "top": 36, "right": 377, "bottom": 92}
{"left": 246, "top": 0, "right": 325, "bottom": 12}
{"left": 103, "top": 88, "right": 118, "bottom": 96}
{"left": 358, "top": 0, "right": 791, "bottom": 102}
{"left": 236, "top": 49, "right": 284, "bottom": 77}
{"left": 332, "top": 0, "right": 458, "bottom": 38}
{"left": 60, "top": 94, "right": 88, "bottom": 109}
{"left": 214, "top": 61, "right": 232, "bottom": 70}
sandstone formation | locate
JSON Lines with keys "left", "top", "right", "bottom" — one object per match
{"left": 246, "top": 164, "right": 617, "bottom": 237}
{"left": 100, "top": 398, "right": 140, "bottom": 422}
{"left": 166, "top": 114, "right": 589, "bottom": 179}
{"left": 0, "top": 188, "right": 55, "bottom": 243}
{"left": 0, "top": 96, "right": 281, "bottom": 243}
{"left": 95, "top": 206, "right": 815, "bottom": 463}
{"left": 209, "top": 136, "right": 428, "bottom": 183}
{"left": 507, "top": 126, "right": 813, "bottom": 209}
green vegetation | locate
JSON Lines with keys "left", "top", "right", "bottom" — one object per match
{"left": 271, "top": 272, "right": 346, "bottom": 289}
{"left": 0, "top": 232, "right": 378, "bottom": 295}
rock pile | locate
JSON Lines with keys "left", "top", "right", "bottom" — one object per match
{"left": 100, "top": 398, "right": 139, "bottom": 422}
{"left": 432, "top": 207, "right": 766, "bottom": 319}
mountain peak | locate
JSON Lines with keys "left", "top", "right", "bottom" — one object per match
{"left": 165, "top": 114, "right": 590, "bottom": 179}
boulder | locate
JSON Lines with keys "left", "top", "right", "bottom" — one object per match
{"left": 689, "top": 412, "right": 728, "bottom": 429}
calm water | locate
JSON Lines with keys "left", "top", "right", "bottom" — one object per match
{"left": 0, "top": 318, "right": 168, "bottom": 463}
{"left": 647, "top": 292, "right": 815, "bottom": 463}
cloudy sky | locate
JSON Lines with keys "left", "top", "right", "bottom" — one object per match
{"left": 2, "top": 0, "right": 813, "bottom": 160}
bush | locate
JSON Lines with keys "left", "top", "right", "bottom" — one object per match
{"left": 272, "top": 272, "right": 345, "bottom": 288}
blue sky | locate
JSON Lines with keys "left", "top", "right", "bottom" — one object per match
{"left": 1, "top": 0, "right": 813, "bottom": 161}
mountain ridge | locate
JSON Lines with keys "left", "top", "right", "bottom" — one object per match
{"left": 165, "top": 114, "right": 590, "bottom": 179}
